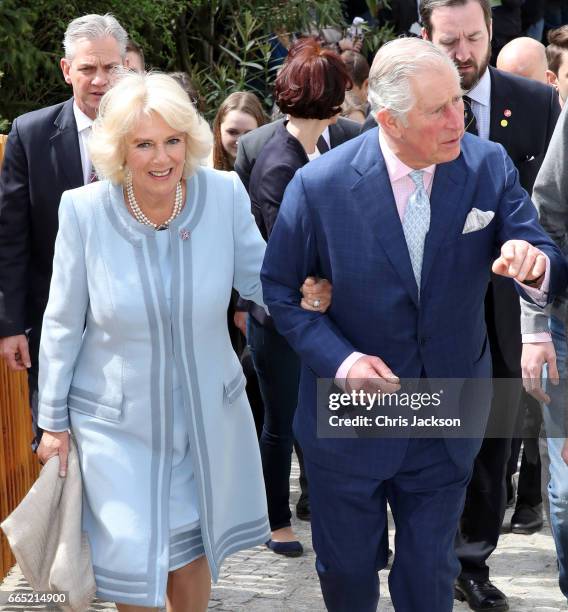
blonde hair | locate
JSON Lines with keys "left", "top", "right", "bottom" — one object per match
{"left": 89, "top": 71, "right": 212, "bottom": 184}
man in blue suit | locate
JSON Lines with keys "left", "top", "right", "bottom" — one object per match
{"left": 261, "top": 38, "right": 568, "bottom": 612}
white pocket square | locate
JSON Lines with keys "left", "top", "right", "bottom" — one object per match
{"left": 462, "top": 208, "right": 495, "bottom": 234}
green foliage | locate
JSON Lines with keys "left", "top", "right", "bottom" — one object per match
{"left": 0, "top": 72, "right": 9, "bottom": 133}
{"left": 0, "top": 0, "right": 395, "bottom": 128}
{"left": 0, "top": 0, "right": 187, "bottom": 122}
{"left": 176, "top": 0, "right": 346, "bottom": 121}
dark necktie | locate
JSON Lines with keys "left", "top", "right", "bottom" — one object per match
{"left": 317, "top": 135, "right": 330, "bottom": 154}
{"left": 88, "top": 165, "right": 98, "bottom": 184}
{"left": 463, "top": 95, "right": 478, "bottom": 136}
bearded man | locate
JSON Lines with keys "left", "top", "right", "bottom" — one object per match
{"left": 420, "top": 1, "right": 561, "bottom": 610}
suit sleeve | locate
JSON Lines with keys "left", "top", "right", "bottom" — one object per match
{"left": 234, "top": 139, "right": 252, "bottom": 192}
{"left": 250, "top": 160, "right": 298, "bottom": 239}
{"left": 533, "top": 106, "right": 568, "bottom": 258}
{"left": 542, "top": 85, "right": 562, "bottom": 161}
{"left": 0, "top": 118, "right": 31, "bottom": 337}
{"left": 37, "top": 192, "right": 89, "bottom": 432}
{"left": 519, "top": 299, "right": 549, "bottom": 335}
{"left": 261, "top": 172, "right": 356, "bottom": 378}
{"left": 231, "top": 172, "right": 266, "bottom": 307}
{"left": 495, "top": 145, "right": 568, "bottom": 304}
{"left": 520, "top": 106, "right": 568, "bottom": 335}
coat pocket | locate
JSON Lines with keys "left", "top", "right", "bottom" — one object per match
{"left": 68, "top": 385, "right": 123, "bottom": 422}
{"left": 223, "top": 371, "right": 247, "bottom": 405}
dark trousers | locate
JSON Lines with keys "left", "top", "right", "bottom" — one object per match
{"left": 26, "top": 326, "right": 42, "bottom": 451}
{"left": 306, "top": 439, "right": 472, "bottom": 612}
{"left": 508, "top": 440, "right": 543, "bottom": 508}
{"left": 240, "top": 346, "right": 264, "bottom": 440}
{"left": 248, "top": 316, "right": 301, "bottom": 530}
{"left": 456, "top": 436, "right": 513, "bottom": 580}
{"left": 456, "top": 341, "right": 522, "bottom": 580}
{"left": 507, "top": 394, "right": 543, "bottom": 508}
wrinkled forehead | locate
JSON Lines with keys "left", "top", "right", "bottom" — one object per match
{"left": 69, "top": 36, "right": 123, "bottom": 65}
{"left": 411, "top": 64, "right": 462, "bottom": 110}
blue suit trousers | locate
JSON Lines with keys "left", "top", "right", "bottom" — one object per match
{"left": 305, "top": 438, "right": 473, "bottom": 611}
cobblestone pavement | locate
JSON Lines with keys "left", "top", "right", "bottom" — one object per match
{"left": 1, "top": 457, "right": 566, "bottom": 611}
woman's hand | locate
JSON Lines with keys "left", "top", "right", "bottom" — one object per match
{"left": 300, "top": 277, "right": 332, "bottom": 313}
{"left": 37, "top": 430, "right": 70, "bottom": 477}
{"left": 233, "top": 311, "right": 248, "bottom": 337}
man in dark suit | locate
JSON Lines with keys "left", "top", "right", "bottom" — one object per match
{"left": 0, "top": 14, "right": 127, "bottom": 448}
{"left": 260, "top": 37, "right": 566, "bottom": 611}
{"left": 234, "top": 115, "right": 360, "bottom": 191}
{"left": 420, "top": 0, "right": 561, "bottom": 609}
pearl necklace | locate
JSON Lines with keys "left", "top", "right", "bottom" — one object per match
{"left": 125, "top": 173, "right": 183, "bottom": 230}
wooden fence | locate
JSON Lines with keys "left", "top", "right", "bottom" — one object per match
{"left": 0, "top": 133, "right": 40, "bottom": 580}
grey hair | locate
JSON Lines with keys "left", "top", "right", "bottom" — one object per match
{"left": 63, "top": 14, "right": 128, "bottom": 60}
{"left": 368, "top": 38, "right": 461, "bottom": 123}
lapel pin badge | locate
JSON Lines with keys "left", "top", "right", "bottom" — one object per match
{"left": 504, "top": 109, "right": 512, "bottom": 117}
{"left": 500, "top": 119, "right": 508, "bottom": 127}
{"left": 179, "top": 228, "right": 190, "bottom": 241}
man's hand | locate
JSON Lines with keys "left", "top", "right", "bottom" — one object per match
{"left": 492, "top": 240, "right": 547, "bottom": 286}
{"left": 0, "top": 334, "right": 31, "bottom": 371}
{"left": 301, "top": 277, "right": 332, "bottom": 313}
{"left": 345, "top": 355, "right": 401, "bottom": 394}
{"left": 521, "top": 341, "right": 558, "bottom": 403}
{"left": 37, "top": 430, "right": 70, "bottom": 477}
{"left": 233, "top": 311, "right": 248, "bottom": 337}
{"left": 562, "top": 439, "right": 568, "bottom": 466}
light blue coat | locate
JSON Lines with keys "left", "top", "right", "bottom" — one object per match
{"left": 37, "top": 168, "right": 270, "bottom": 607}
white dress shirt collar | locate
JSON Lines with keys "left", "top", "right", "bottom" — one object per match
{"left": 73, "top": 102, "right": 94, "bottom": 134}
{"left": 378, "top": 129, "right": 436, "bottom": 182}
{"left": 73, "top": 103, "right": 94, "bottom": 185}
{"left": 466, "top": 68, "right": 491, "bottom": 108}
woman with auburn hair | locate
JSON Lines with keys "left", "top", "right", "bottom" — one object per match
{"left": 212, "top": 91, "right": 267, "bottom": 171}
{"left": 35, "top": 71, "right": 271, "bottom": 611}
{"left": 248, "top": 37, "right": 351, "bottom": 557}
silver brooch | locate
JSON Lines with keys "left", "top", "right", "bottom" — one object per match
{"left": 179, "top": 228, "right": 190, "bottom": 241}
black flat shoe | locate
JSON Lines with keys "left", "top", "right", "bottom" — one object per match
{"left": 454, "top": 577, "right": 509, "bottom": 611}
{"left": 296, "top": 499, "right": 311, "bottom": 521}
{"left": 265, "top": 539, "right": 304, "bottom": 557}
{"left": 510, "top": 503, "right": 543, "bottom": 534}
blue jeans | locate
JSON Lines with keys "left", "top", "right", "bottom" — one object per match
{"left": 544, "top": 315, "right": 568, "bottom": 600}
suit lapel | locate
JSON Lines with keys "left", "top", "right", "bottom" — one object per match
{"left": 328, "top": 122, "right": 343, "bottom": 148}
{"left": 350, "top": 132, "right": 419, "bottom": 306}
{"left": 488, "top": 67, "right": 513, "bottom": 153}
{"left": 420, "top": 155, "right": 468, "bottom": 292}
{"left": 50, "top": 98, "right": 84, "bottom": 190}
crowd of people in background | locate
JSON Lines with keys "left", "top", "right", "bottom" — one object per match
{"left": 1, "top": 2, "right": 568, "bottom": 611}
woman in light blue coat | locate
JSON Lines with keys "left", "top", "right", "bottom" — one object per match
{"left": 36, "top": 72, "right": 283, "bottom": 611}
